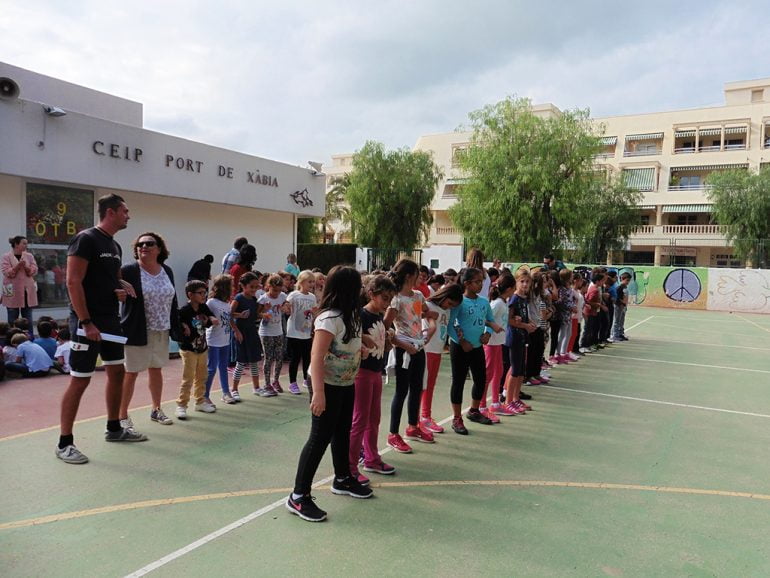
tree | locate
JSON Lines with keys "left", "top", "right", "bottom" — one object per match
{"left": 297, "top": 217, "right": 321, "bottom": 244}
{"left": 449, "top": 97, "right": 640, "bottom": 261}
{"left": 346, "top": 141, "right": 442, "bottom": 249}
{"left": 322, "top": 174, "right": 352, "bottom": 244}
{"left": 707, "top": 168, "right": 770, "bottom": 267}
{"left": 571, "top": 172, "right": 643, "bottom": 263}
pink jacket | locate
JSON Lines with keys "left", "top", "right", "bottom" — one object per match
{"left": 1, "top": 251, "right": 39, "bottom": 308}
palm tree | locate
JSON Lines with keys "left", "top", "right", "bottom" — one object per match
{"left": 324, "top": 174, "right": 352, "bottom": 243}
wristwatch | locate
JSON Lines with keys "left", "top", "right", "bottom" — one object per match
{"left": 80, "top": 319, "right": 92, "bottom": 326}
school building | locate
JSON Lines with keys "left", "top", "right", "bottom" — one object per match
{"left": 0, "top": 62, "right": 324, "bottom": 321}
{"left": 414, "top": 79, "right": 770, "bottom": 268}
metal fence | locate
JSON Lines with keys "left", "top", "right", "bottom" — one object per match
{"left": 364, "top": 248, "right": 423, "bottom": 272}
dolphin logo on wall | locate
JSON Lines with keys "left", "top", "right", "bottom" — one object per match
{"left": 290, "top": 188, "right": 313, "bottom": 208}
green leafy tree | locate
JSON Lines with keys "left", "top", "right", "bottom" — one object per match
{"left": 449, "top": 97, "right": 639, "bottom": 261}
{"left": 707, "top": 168, "right": 770, "bottom": 267}
{"left": 297, "top": 217, "right": 321, "bottom": 244}
{"left": 322, "top": 174, "right": 352, "bottom": 244}
{"left": 346, "top": 141, "right": 442, "bottom": 249}
{"left": 571, "top": 173, "right": 643, "bottom": 263}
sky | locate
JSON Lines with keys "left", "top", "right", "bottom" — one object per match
{"left": 2, "top": 0, "right": 770, "bottom": 167}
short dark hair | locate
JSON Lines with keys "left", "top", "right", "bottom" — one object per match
{"left": 544, "top": 254, "right": 555, "bottom": 261}
{"left": 37, "top": 321, "right": 53, "bottom": 338}
{"left": 620, "top": 272, "right": 632, "bottom": 281}
{"left": 58, "top": 328, "right": 71, "bottom": 341}
{"left": 185, "top": 280, "right": 207, "bottom": 296}
{"left": 234, "top": 237, "right": 248, "bottom": 250}
{"left": 132, "top": 232, "right": 170, "bottom": 263}
{"left": 97, "top": 193, "right": 126, "bottom": 219}
{"left": 8, "top": 235, "right": 26, "bottom": 248}
{"left": 204, "top": 254, "right": 214, "bottom": 263}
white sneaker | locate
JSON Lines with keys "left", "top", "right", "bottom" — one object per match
{"left": 195, "top": 402, "right": 216, "bottom": 413}
{"left": 55, "top": 444, "right": 89, "bottom": 464}
{"left": 175, "top": 406, "right": 188, "bottom": 420}
{"left": 120, "top": 416, "right": 136, "bottom": 432}
{"left": 568, "top": 353, "right": 580, "bottom": 361}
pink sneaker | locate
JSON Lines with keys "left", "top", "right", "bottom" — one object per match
{"left": 481, "top": 407, "right": 500, "bottom": 423}
{"left": 420, "top": 417, "right": 445, "bottom": 434}
{"left": 529, "top": 377, "right": 543, "bottom": 385}
{"left": 548, "top": 356, "right": 560, "bottom": 365}
{"left": 568, "top": 353, "right": 580, "bottom": 361}
{"left": 387, "top": 433, "right": 413, "bottom": 453}
{"left": 405, "top": 425, "right": 435, "bottom": 444}
{"left": 538, "top": 374, "right": 551, "bottom": 383}
{"left": 516, "top": 399, "right": 532, "bottom": 411}
{"left": 492, "top": 402, "right": 516, "bottom": 416}
{"left": 272, "top": 381, "right": 284, "bottom": 393}
{"left": 505, "top": 402, "right": 526, "bottom": 415}
{"left": 352, "top": 470, "right": 370, "bottom": 486}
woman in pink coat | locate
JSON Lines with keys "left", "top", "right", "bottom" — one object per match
{"left": 1, "top": 236, "right": 39, "bottom": 327}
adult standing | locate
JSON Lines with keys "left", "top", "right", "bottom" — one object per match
{"left": 1, "top": 236, "right": 38, "bottom": 330}
{"left": 187, "top": 254, "right": 214, "bottom": 282}
{"left": 222, "top": 237, "right": 248, "bottom": 274}
{"left": 119, "top": 232, "right": 181, "bottom": 429}
{"left": 284, "top": 253, "right": 300, "bottom": 277}
{"left": 56, "top": 194, "right": 146, "bottom": 465}
{"left": 542, "top": 254, "right": 566, "bottom": 271}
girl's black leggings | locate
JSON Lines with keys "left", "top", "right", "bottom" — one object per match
{"left": 526, "top": 328, "right": 545, "bottom": 379}
{"left": 390, "top": 348, "right": 425, "bottom": 433}
{"left": 293, "top": 383, "right": 354, "bottom": 495}
{"left": 549, "top": 318, "right": 561, "bottom": 357}
{"left": 287, "top": 337, "right": 312, "bottom": 383}
{"left": 449, "top": 341, "right": 486, "bottom": 405}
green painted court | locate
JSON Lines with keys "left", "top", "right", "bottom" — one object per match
{"left": 2, "top": 307, "right": 770, "bottom": 576}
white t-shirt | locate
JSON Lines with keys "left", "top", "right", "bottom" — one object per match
{"left": 389, "top": 290, "right": 425, "bottom": 341}
{"left": 54, "top": 341, "right": 72, "bottom": 372}
{"left": 574, "top": 290, "right": 585, "bottom": 322}
{"left": 205, "top": 298, "right": 231, "bottom": 347}
{"left": 487, "top": 297, "right": 508, "bottom": 346}
{"left": 312, "top": 309, "right": 361, "bottom": 386}
{"left": 423, "top": 301, "right": 450, "bottom": 354}
{"left": 258, "top": 292, "right": 287, "bottom": 337}
{"left": 286, "top": 290, "right": 317, "bottom": 340}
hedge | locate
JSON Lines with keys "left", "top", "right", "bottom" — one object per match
{"left": 297, "top": 244, "right": 357, "bottom": 274}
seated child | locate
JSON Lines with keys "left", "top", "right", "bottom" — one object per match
{"left": 3, "top": 328, "right": 23, "bottom": 363}
{"left": 6, "top": 333, "right": 54, "bottom": 377}
{"left": 54, "top": 328, "right": 72, "bottom": 373}
{"left": 34, "top": 321, "right": 58, "bottom": 359}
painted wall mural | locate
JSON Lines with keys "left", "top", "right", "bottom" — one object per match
{"left": 707, "top": 268, "right": 770, "bottom": 314}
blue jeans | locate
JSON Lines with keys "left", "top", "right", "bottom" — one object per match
{"left": 206, "top": 345, "right": 231, "bottom": 397}
{"left": 612, "top": 304, "right": 627, "bottom": 339}
{"left": 7, "top": 306, "right": 34, "bottom": 335}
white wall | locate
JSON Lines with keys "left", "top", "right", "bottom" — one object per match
{"left": 422, "top": 245, "right": 463, "bottom": 273}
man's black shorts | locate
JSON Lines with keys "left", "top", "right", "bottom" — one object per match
{"left": 69, "top": 314, "right": 125, "bottom": 377}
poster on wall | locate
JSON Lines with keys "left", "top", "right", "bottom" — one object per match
{"left": 25, "top": 183, "right": 94, "bottom": 245}
{"left": 707, "top": 268, "right": 770, "bottom": 314}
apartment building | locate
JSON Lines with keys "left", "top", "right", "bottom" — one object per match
{"left": 415, "top": 80, "right": 770, "bottom": 267}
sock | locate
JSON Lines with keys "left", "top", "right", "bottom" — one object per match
{"left": 106, "top": 419, "right": 122, "bottom": 432}
{"left": 59, "top": 434, "right": 74, "bottom": 449}
{"left": 291, "top": 493, "right": 304, "bottom": 501}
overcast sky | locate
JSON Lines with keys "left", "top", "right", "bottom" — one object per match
{"left": 2, "top": 1, "right": 769, "bottom": 167}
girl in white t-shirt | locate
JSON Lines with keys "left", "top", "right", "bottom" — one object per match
{"left": 258, "top": 274, "right": 291, "bottom": 393}
{"left": 206, "top": 274, "right": 235, "bottom": 404}
{"left": 480, "top": 274, "right": 516, "bottom": 421}
{"left": 286, "top": 270, "right": 317, "bottom": 395}
{"left": 420, "top": 283, "right": 463, "bottom": 434}
{"left": 286, "top": 266, "right": 370, "bottom": 523}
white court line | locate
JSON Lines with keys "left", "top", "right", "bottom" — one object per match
{"left": 589, "top": 353, "right": 770, "bottom": 375}
{"left": 624, "top": 315, "right": 654, "bottom": 332}
{"left": 126, "top": 410, "right": 457, "bottom": 576}
{"left": 735, "top": 314, "right": 770, "bottom": 335}
{"left": 640, "top": 321, "right": 756, "bottom": 338}
{"left": 645, "top": 338, "right": 770, "bottom": 352}
{"left": 543, "top": 385, "right": 770, "bottom": 419}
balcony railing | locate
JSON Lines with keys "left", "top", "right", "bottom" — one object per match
{"left": 633, "top": 225, "right": 655, "bottom": 234}
{"left": 698, "top": 145, "right": 721, "bottom": 152}
{"left": 674, "top": 147, "right": 697, "bottom": 154}
{"left": 724, "top": 143, "right": 746, "bottom": 150}
{"left": 434, "top": 226, "right": 460, "bottom": 236}
{"left": 623, "top": 149, "right": 662, "bottom": 157}
{"left": 667, "top": 184, "right": 712, "bottom": 192}
{"left": 662, "top": 224, "right": 727, "bottom": 235}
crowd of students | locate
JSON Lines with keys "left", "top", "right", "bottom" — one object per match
{"left": 3, "top": 230, "right": 633, "bottom": 524}
{"left": 0, "top": 318, "right": 70, "bottom": 379}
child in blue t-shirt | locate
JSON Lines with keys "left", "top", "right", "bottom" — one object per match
{"left": 446, "top": 268, "right": 503, "bottom": 435}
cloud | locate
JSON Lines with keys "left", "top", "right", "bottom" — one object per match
{"left": 2, "top": 0, "right": 770, "bottom": 166}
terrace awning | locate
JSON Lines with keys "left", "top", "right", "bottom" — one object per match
{"left": 625, "top": 132, "right": 663, "bottom": 141}
{"left": 670, "top": 163, "right": 749, "bottom": 172}
{"left": 698, "top": 128, "right": 721, "bottom": 136}
{"left": 638, "top": 205, "right": 657, "bottom": 210}
{"left": 599, "top": 136, "right": 617, "bottom": 145}
{"left": 674, "top": 130, "right": 696, "bottom": 138}
{"left": 724, "top": 126, "right": 747, "bottom": 134}
{"left": 622, "top": 168, "right": 656, "bottom": 191}
{"left": 662, "top": 204, "right": 713, "bottom": 213}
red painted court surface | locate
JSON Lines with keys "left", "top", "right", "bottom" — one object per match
{"left": 2, "top": 307, "right": 770, "bottom": 576}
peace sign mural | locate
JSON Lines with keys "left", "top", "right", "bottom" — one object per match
{"left": 663, "top": 268, "right": 702, "bottom": 303}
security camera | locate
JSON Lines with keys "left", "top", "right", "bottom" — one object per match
{"left": 308, "top": 161, "right": 325, "bottom": 176}
{"left": 0, "top": 77, "right": 20, "bottom": 99}
{"left": 43, "top": 105, "right": 67, "bottom": 117}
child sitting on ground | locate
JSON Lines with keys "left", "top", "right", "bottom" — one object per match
{"left": 5, "top": 333, "right": 53, "bottom": 377}
{"left": 33, "top": 320, "right": 58, "bottom": 360}
{"left": 54, "top": 328, "right": 72, "bottom": 374}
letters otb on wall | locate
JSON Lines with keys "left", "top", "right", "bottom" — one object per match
{"left": 26, "top": 184, "right": 95, "bottom": 244}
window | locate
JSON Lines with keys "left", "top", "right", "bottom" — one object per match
{"left": 678, "top": 175, "right": 701, "bottom": 189}
{"left": 676, "top": 214, "right": 698, "bottom": 225}
{"left": 25, "top": 182, "right": 95, "bottom": 308}
{"left": 752, "top": 89, "right": 764, "bottom": 103}
{"left": 451, "top": 144, "right": 469, "bottom": 168}
{"left": 639, "top": 215, "right": 650, "bottom": 226}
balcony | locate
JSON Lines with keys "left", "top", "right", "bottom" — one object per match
{"left": 623, "top": 148, "right": 662, "bottom": 157}
{"left": 662, "top": 224, "right": 727, "bottom": 235}
{"left": 667, "top": 184, "right": 712, "bottom": 193}
{"left": 628, "top": 224, "right": 727, "bottom": 247}
{"left": 430, "top": 226, "right": 463, "bottom": 244}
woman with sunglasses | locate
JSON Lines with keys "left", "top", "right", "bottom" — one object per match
{"left": 118, "top": 232, "right": 182, "bottom": 429}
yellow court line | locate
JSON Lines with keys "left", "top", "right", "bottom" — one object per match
{"left": 4, "top": 480, "right": 770, "bottom": 532}
{"left": 735, "top": 314, "right": 770, "bottom": 335}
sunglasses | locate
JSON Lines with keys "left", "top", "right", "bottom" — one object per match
{"left": 137, "top": 240, "right": 157, "bottom": 248}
